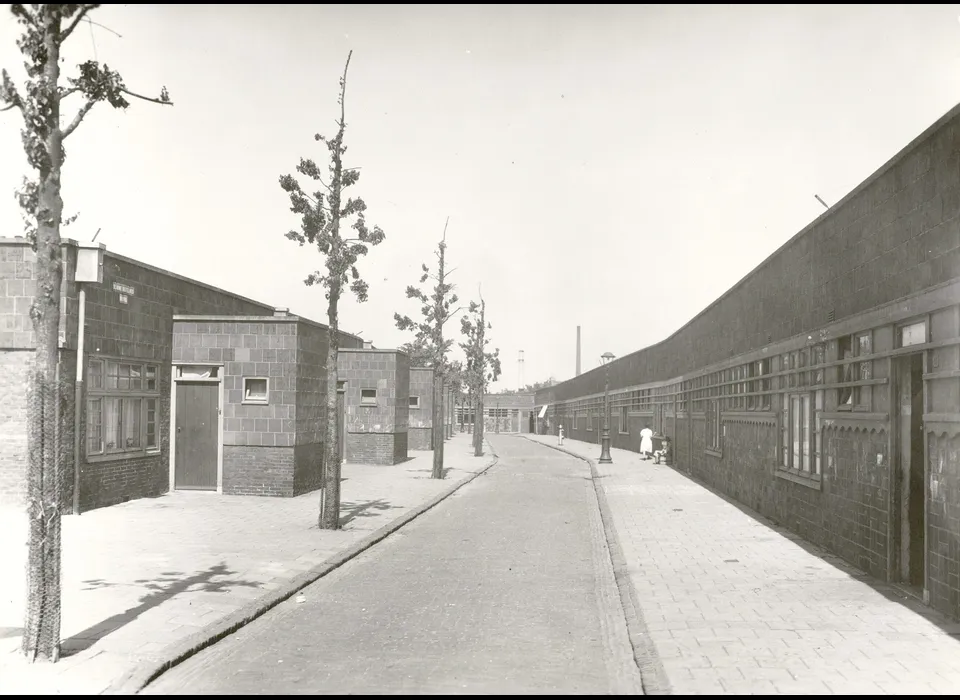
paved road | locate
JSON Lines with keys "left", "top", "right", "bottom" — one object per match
{"left": 143, "top": 436, "right": 643, "bottom": 695}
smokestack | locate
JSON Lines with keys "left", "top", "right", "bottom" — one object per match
{"left": 576, "top": 326, "right": 581, "bottom": 377}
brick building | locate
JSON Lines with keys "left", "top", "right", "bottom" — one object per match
{"left": 456, "top": 392, "right": 534, "bottom": 434}
{"left": 0, "top": 238, "right": 400, "bottom": 512}
{"left": 536, "top": 103, "right": 960, "bottom": 622}
{"left": 408, "top": 367, "right": 435, "bottom": 450}
{"left": 337, "top": 348, "right": 410, "bottom": 465}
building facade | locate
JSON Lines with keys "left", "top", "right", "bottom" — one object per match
{"left": 536, "top": 104, "right": 960, "bottom": 622}
{"left": 456, "top": 392, "right": 534, "bottom": 434}
{"left": 0, "top": 238, "right": 391, "bottom": 512}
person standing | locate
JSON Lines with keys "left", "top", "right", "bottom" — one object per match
{"left": 639, "top": 426, "right": 654, "bottom": 459}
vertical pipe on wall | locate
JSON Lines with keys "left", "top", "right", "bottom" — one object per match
{"left": 72, "top": 284, "right": 85, "bottom": 516}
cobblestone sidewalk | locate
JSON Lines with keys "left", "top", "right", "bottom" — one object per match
{"left": 526, "top": 434, "right": 960, "bottom": 695}
{"left": 0, "top": 433, "right": 493, "bottom": 695}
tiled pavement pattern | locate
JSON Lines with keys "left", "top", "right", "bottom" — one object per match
{"left": 525, "top": 433, "right": 960, "bottom": 695}
{"left": 0, "top": 434, "right": 491, "bottom": 695}
{"left": 142, "top": 437, "right": 643, "bottom": 694}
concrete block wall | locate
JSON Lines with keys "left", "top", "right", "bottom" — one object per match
{"left": 337, "top": 349, "right": 410, "bottom": 465}
{"left": 408, "top": 367, "right": 434, "bottom": 450}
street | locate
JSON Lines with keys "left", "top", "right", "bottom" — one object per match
{"left": 142, "top": 436, "right": 643, "bottom": 694}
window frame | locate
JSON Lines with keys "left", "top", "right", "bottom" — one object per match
{"left": 242, "top": 376, "right": 270, "bottom": 405}
{"left": 360, "top": 388, "right": 378, "bottom": 406}
{"left": 779, "top": 389, "right": 822, "bottom": 480}
{"left": 86, "top": 356, "right": 161, "bottom": 461}
{"left": 409, "top": 395, "right": 420, "bottom": 409}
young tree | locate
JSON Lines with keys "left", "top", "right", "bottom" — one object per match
{"left": 280, "top": 50, "right": 385, "bottom": 530}
{"left": 1, "top": 4, "right": 171, "bottom": 662}
{"left": 394, "top": 220, "right": 460, "bottom": 479}
{"left": 460, "top": 292, "right": 502, "bottom": 456}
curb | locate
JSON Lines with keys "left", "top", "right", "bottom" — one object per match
{"left": 521, "top": 436, "right": 672, "bottom": 696}
{"left": 109, "top": 444, "right": 500, "bottom": 695}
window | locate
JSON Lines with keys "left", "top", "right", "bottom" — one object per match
{"left": 360, "top": 388, "right": 378, "bottom": 406}
{"left": 781, "top": 391, "right": 819, "bottom": 476}
{"left": 838, "top": 336, "right": 854, "bottom": 407}
{"left": 619, "top": 406, "right": 628, "bottom": 433}
{"left": 899, "top": 320, "right": 927, "bottom": 348}
{"left": 838, "top": 332, "right": 871, "bottom": 410}
{"left": 178, "top": 365, "right": 218, "bottom": 380}
{"left": 855, "top": 332, "right": 872, "bottom": 409}
{"left": 243, "top": 377, "right": 269, "bottom": 404}
{"left": 705, "top": 399, "right": 721, "bottom": 453}
{"left": 409, "top": 395, "right": 420, "bottom": 409}
{"left": 86, "top": 357, "right": 160, "bottom": 457}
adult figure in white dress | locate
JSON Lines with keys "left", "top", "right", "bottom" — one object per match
{"left": 639, "top": 427, "right": 654, "bottom": 459}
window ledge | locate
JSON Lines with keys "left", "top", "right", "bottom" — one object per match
{"left": 618, "top": 430, "right": 629, "bottom": 435}
{"left": 242, "top": 400, "right": 268, "bottom": 406}
{"left": 88, "top": 450, "right": 160, "bottom": 464}
{"left": 705, "top": 448, "right": 722, "bottom": 458}
{"left": 776, "top": 468, "right": 822, "bottom": 490}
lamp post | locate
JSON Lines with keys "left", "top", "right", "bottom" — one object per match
{"left": 599, "top": 351, "right": 616, "bottom": 464}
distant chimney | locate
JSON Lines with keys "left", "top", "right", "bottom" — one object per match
{"left": 273, "top": 307, "right": 289, "bottom": 317}
{"left": 576, "top": 326, "right": 581, "bottom": 377}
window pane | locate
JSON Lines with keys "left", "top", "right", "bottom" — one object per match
{"left": 118, "top": 363, "right": 131, "bottom": 390}
{"left": 86, "top": 398, "right": 102, "bottom": 453}
{"left": 146, "top": 365, "right": 157, "bottom": 391}
{"left": 122, "top": 398, "right": 142, "bottom": 449}
{"left": 88, "top": 360, "right": 102, "bottom": 390}
{"left": 801, "top": 394, "right": 811, "bottom": 473}
{"left": 104, "top": 397, "right": 120, "bottom": 450}
{"left": 245, "top": 378, "right": 268, "bottom": 401}
{"left": 129, "top": 364, "right": 142, "bottom": 391}
{"left": 146, "top": 399, "right": 157, "bottom": 449}
{"left": 792, "top": 395, "right": 801, "bottom": 468}
{"left": 900, "top": 321, "right": 926, "bottom": 347}
{"left": 105, "top": 361, "right": 119, "bottom": 390}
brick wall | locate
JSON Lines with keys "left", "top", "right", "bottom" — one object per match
{"left": 408, "top": 427, "right": 432, "bottom": 450}
{"left": 539, "top": 107, "right": 960, "bottom": 406}
{"left": 222, "top": 445, "right": 294, "bottom": 497}
{"left": 928, "top": 432, "right": 960, "bottom": 620}
{"left": 346, "top": 432, "right": 401, "bottom": 466}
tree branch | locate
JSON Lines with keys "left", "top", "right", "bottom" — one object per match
{"left": 0, "top": 101, "right": 19, "bottom": 113}
{"left": 120, "top": 87, "right": 174, "bottom": 107}
{"left": 59, "top": 6, "right": 94, "bottom": 44}
{"left": 62, "top": 99, "right": 96, "bottom": 139}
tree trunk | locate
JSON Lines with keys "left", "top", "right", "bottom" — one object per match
{"left": 320, "top": 287, "right": 342, "bottom": 530}
{"left": 23, "top": 7, "right": 65, "bottom": 663}
{"left": 474, "top": 390, "right": 485, "bottom": 457}
{"left": 431, "top": 371, "right": 444, "bottom": 479}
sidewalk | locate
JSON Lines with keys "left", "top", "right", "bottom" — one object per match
{"left": 525, "top": 434, "right": 960, "bottom": 695}
{"left": 0, "top": 433, "right": 495, "bottom": 695}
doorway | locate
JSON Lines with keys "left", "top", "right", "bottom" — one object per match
{"left": 174, "top": 382, "right": 219, "bottom": 490}
{"left": 894, "top": 352, "right": 925, "bottom": 591}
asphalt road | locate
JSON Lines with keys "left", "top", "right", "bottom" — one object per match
{"left": 142, "top": 435, "right": 642, "bottom": 695}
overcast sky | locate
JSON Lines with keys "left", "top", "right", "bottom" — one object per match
{"left": 2, "top": 4, "right": 960, "bottom": 392}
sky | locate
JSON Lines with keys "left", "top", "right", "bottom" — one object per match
{"left": 2, "top": 4, "right": 960, "bottom": 393}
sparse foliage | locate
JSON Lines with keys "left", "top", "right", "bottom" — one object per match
{"left": 1, "top": 3, "right": 172, "bottom": 663}
{"left": 460, "top": 293, "right": 502, "bottom": 456}
{"left": 394, "top": 220, "right": 461, "bottom": 478}
{"left": 280, "top": 50, "right": 384, "bottom": 530}
{"left": 497, "top": 377, "right": 557, "bottom": 395}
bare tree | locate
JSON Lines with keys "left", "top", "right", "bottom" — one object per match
{"left": 394, "top": 220, "right": 461, "bottom": 479}
{"left": 460, "top": 291, "right": 502, "bottom": 456}
{"left": 281, "top": 50, "right": 385, "bottom": 530}
{"left": 1, "top": 4, "right": 172, "bottom": 662}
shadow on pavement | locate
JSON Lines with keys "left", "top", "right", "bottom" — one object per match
{"left": 339, "top": 498, "right": 399, "bottom": 527}
{"left": 61, "top": 563, "right": 261, "bottom": 657}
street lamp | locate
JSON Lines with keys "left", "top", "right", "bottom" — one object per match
{"left": 599, "top": 351, "right": 616, "bottom": 464}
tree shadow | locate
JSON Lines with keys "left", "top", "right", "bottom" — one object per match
{"left": 60, "top": 563, "right": 262, "bottom": 657}
{"left": 406, "top": 467, "right": 453, "bottom": 479}
{"left": 339, "top": 498, "right": 398, "bottom": 527}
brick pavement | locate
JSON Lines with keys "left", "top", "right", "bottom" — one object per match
{"left": 0, "top": 433, "right": 492, "bottom": 695}
{"left": 141, "top": 435, "right": 644, "bottom": 694}
{"left": 526, "top": 433, "right": 960, "bottom": 695}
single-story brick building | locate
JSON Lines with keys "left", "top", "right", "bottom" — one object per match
{"left": 0, "top": 237, "right": 414, "bottom": 513}
{"left": 456, "top": 392, "right": 534, "bottom": 434}
{"left": 536, "top": 102, "right": 960, "bottom": 623}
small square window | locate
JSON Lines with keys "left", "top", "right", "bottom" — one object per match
{"left": 409, "top": 396, "right": 420, "bottom": 408}
{"left": 243, "top": 377, "right": 269, "bottom": 404}
{"left": 361, "top": 388, "right": 378, "bottom": 406}
{"left": 899, "top": 321, "right": 927, "bottom": 348}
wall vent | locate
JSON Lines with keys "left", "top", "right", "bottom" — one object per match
{"left": 827, "top": 308, "right": 836, "bottom": 323}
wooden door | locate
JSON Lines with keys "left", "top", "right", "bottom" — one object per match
{"left": 174, "top": 382, "right": 219, "bottom": 490}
